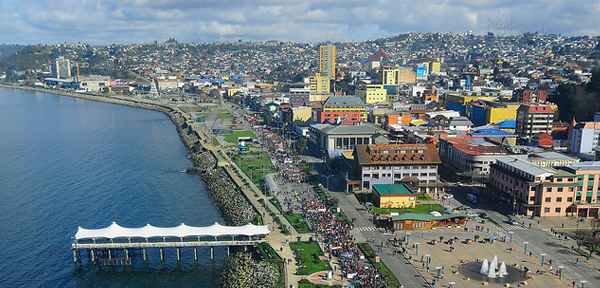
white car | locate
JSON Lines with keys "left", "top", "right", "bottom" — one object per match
{"left": 466, "top": 211, "right": 477, "bottom": 218}
{"left": 442, "top": 194, "right": 454, "bottom": 199}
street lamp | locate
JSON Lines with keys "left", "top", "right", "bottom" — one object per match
{"left": 523, "top": 242, "right": 529, "bottom": 255}
{"left": 415, "top": 243, "right": 420, "bottom": 255}
{"left": 425, "top": 254, "right": 431, "bottom": 270}
{"left": 406, "top": 233, "right": 411, "bottom": 246}
{"left": 436, "top": 267, "right": 442, "bottom": 281}
{"left": 581, "top": 280, "right": 587, "bottom": 288}
{"left": 509, "top": 231, "right": 513, "bottom": 243}
{"left": 541, "top": 253, "right": 546, "bottom": 267}
{"left": 324, "top": 174, "right": 334, "bottom": 189}
{"left": 558, "top": 266, "right": 564, "bottom": 280}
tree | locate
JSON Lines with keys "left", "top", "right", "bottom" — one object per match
{"left": 295, "top": 138, "right": 307, "bottom": 154}
{"left": 587, "top": 236, "right": 600, "bottom": 256}
{"left": 591, "top": 218, "right": 600, "bottom": 238}
{"left": 574, "top": 230, "right": 590, "bottom": 250}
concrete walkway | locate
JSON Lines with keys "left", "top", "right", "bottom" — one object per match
{"left": 192, "top": 120, "right": 309, "bottom": 287}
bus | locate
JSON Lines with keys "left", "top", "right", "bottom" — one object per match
{"left": 467, "top": 193, "right": 478, "bottom": 204}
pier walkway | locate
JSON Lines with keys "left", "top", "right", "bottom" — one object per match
{"left": 71, "top": 222, "right": 270, "bottom": 266}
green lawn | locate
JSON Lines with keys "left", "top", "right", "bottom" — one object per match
{"left": 218, "top": 112, "right": 233, "bottom": 119}
{"left": 230, "top": 152, "right": 275, "bottom": 190}
{"left": 290, "top": 241, "right": 331, "bottom": 275}
{"left": 223, "top": 130, "right": 257, "bottom": 143}
{"left": 211, "top": 137, "right": 220, "bottom": 146}
{"left": 373, "top": 204, "right": 444, "bottom": 215}
{"left": 283, "top": 212, "right": 312, "bottom": 234}
{"left": 358, "top": 243, "right": 402, "bottom": 288}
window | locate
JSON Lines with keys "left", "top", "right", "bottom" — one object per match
{"left": 546, "top": 187, "right": 552, "bottom": 192}
{"left": 372, "top": 173, "right": 379, "bottom": 179}
{"left": 529, "top": 196, "right": 535, "bottom": 201}
{"left": 544, "top": 207, "right": 550, "bottom": 213}
{"left": 567, "top": 197, "right": 573, "bottom": 202}
{"left": 558, "top": 187, "right": 563, "bottom": 192}
{"left": 555, "top": 207, "right": 561, "bottom": 213}
{"left": 409, "top": 196, "right": 415, "bottom": 201}
{"left": 545, "top": 197, "right": 551, "bottom": 202}
{"left": 363, "top": 174, "right": 370, "bottom": 178}
{"left": 556, "top": 197, "right": 563, "bottom": 202}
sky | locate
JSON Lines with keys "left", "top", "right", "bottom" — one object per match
{"left": 0, "top": 0, "right": 599, "bottom": 45}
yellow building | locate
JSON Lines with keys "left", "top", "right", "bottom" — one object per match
{"left": 309, "top": 73, "right": 331, "bottom": 94}
{"left": 227, "top": 88, "right": 243, "bottom": 97}
{"left": 309, "top": 93, "right": 331, "bottom": 102}
{"left": 356, "top": 84, "right": 388, "bottom": 104}
{"left": 292, "top": 106, "right": 312, "bottom": 126}
{"left": 428, "top": 61, "right": 441, "bottom": 75}
{"left": 382, "top": 66, "right": 400, "bottom": 86}
{"left": 486, "top": 105, "right": 519, "bottom": 124}
{"left": 319, "top": 44, "right": 336, "bottom": 79}
{"left": 372, "top": 184, "right": 417, "bottom": 209}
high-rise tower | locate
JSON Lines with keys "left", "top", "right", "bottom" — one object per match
{"left": 319, "top": 44, "right": 336, "bottom": 79}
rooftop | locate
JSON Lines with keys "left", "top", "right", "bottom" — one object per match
{"left": 323, "top": 96, "right": 365, "bottom": 107}
{"left": 528, "top": 152, "right": 578, "bottom": 161}
{"left": 496, "top": 156, "right": 555, "bottom": 176}
{"left": 565, "top": 161, "right": 600, "bottom": 171}
{"left": 470, "top": 128, "right": 516, "bottom": 137}
{"left": 391, "top": 213, "right": 468, "bottom": 222}
{"left": 373, "top": 184, "right": 415, "bottom": 195}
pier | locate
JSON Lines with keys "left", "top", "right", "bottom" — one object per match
{"left": 72, "top": 222, "right": 270, "bottom": 267}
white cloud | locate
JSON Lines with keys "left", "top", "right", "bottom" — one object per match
{"left": 0, "top": 0, "right": 598, "bottom": 44}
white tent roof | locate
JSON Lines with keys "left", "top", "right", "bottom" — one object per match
{"left": 75, "top": 222, "right": 270, "bottom": 240}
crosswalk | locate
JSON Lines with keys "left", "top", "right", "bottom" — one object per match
{"left": 355, "top": 226, "right": 378, "bottom": 232}
{"left": 498, "top": 223, "right": 528, "bottom": 231}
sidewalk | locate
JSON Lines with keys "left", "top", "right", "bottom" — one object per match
{"left": 190, "top": 114, "right": 303, "bottom": 287}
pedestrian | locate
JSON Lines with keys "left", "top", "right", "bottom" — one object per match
{"left": 538, "top": 220, "right": 540, "bottom": 225}
{"left": 575, "top": 258, "right": 579, "bottom": 264}
{"left": 573, "top": 281, "right": 576, "bottom": 287}
{"left": 529, "top": 251, "right": 532, "bottom": 257}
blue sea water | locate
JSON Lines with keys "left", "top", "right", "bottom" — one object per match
{"left": 0, "top": 88, "right": 225, "bottom": 287}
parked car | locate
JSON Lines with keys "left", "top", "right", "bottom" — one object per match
{"left": 456, "top": 205, "right": 470, "bottom": 211}
{"left": 442, "top": 194, "right": 454, "bottom": 199}
{"left": 478, "top": 212, "right": 489, "bottom": 219}
{"left": 466, "top": 211, "right": 477, "bottom": 218}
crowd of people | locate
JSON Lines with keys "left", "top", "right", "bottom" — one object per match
{"left": 253, "top": 126, "right": 306, "bottom": 184}
{"left": 246, "top": 117, "right": 391, "bottom": 287}
{"left": 303, "top": 199, "right": 391, "bottom": 288}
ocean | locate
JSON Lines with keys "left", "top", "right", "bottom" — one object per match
{"left": 0, "top": 88, "right": 225, "bottom": 287}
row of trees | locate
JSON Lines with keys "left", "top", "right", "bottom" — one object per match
{"left": 573, "top": 218, "right": 600, "bottom": 256}
{"left": 551, "top": 67, "right": 600, "bottom": 121}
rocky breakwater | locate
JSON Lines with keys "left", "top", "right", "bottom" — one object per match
{"left": 171, "top": 114, "right": 255, "bottom": 226}
{"left": 172, "top": 116, "right": 280, "bottom": 288}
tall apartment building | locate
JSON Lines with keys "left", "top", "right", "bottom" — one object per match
{"left": 319, "top": 44, "right": 336, "bottom": 79}
{"left": 568, "top": 121, "right": 600, "bottom": 154}
{"left": 515, "top": 104, "right": 554, "bottom": 138}
{"left": 51, "top": 56, "right": 71, "bottom": 79}
{"left": 309, "top": 73, "right": 330, "bottom": 95}
{"left": 382, "top": 66, "right": 400, "bottom": 86}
